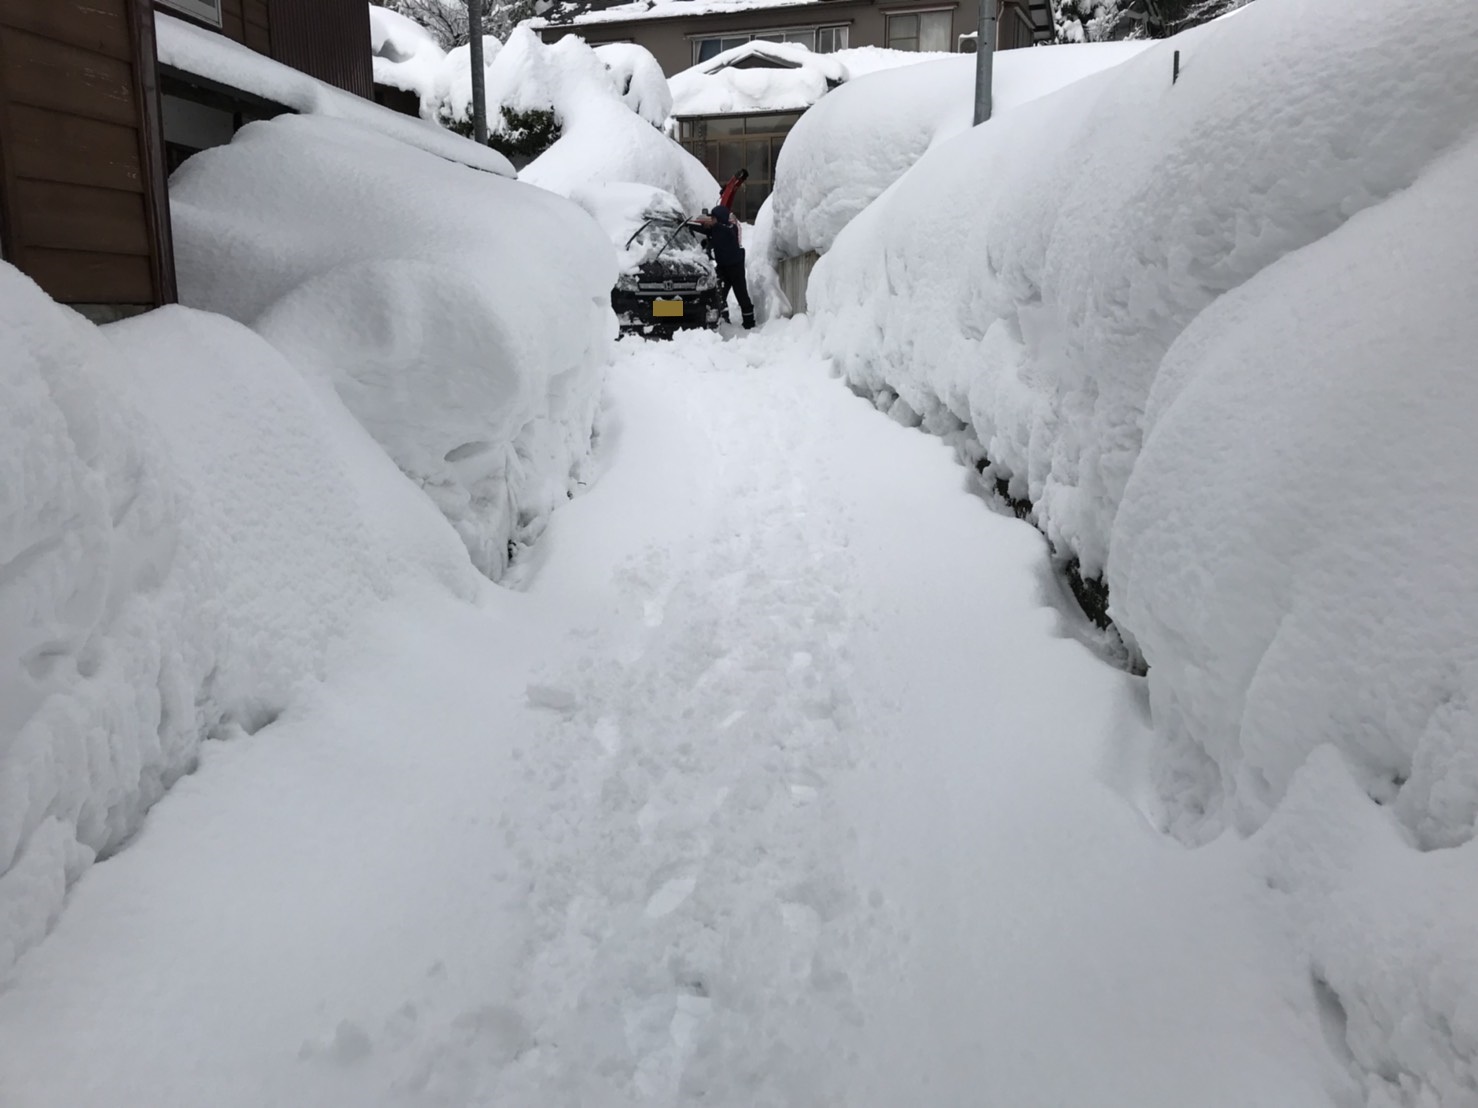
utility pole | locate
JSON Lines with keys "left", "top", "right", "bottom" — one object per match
{"left": 973, "top": 0, "right": 996, "bottom": 125}
{"left": 468, "top": 0, "right": 489, "bottom": 145}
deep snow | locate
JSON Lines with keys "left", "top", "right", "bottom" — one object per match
{"left": 0, "top": 329, "right": 1346, "bottom": 1106}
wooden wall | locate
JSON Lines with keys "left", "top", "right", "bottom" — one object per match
{"left": 268, "top": 0, "right": 372, "bottom": 98}
{"left": 0, "top": 0, "right": 174, "bottom": 307}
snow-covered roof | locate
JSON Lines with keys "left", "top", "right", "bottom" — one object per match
{"left": 669, "top": 42, "right": 949, "bottom": 117}
{"left": 538, "top": 0, "right": 1055, "bottom": 34}
{"left": 156, "top": 11, "right": 515, "bottom": 176}
{"left": 535, "top": 0, "right": 841, "bottom": 30}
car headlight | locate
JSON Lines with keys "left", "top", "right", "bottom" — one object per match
{"left": 696, "top": 273, "right": 718, "bottom": 291}
{"left": 615, "top": 274, "right": 639, "bottom": 292}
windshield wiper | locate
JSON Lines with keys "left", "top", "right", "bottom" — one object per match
{"left": 652, "top": 220, "right": 694, "bottom": 263}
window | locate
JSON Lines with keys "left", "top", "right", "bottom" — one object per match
{"left": 886, "top": 9, "right": 953, "bottom": 52}
{"left": 676, "top": 112, "right": 802, "bottom": 223}
{"left": 696, "top": 35, "right": 752, "bottom": 63}
{"left": 693, "top": 25, "right": 849, "bottom": 64}
{"left": 157, "top": 0, "right": 223, "bottom": 26}
{"left": 815, "top": 26, "right": 849, "bottom": 52}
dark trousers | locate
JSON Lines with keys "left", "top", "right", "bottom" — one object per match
{"left": 717, "top": 259, "right": 755, "bottom": 322}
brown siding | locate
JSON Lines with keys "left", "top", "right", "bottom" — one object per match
{"left": 0, "top": 0, "right": 174, "bottom": 306}
{"left": 243, "top": 0, "right": 272, "bottom": 53}
{"left": 268, "top": 0, "right": 372, "bottom": 98}
{"left": 220, "top": 0, "right": 247, "bottom": 44}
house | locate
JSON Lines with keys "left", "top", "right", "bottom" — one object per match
{"left": 0, "top": 0, "right": 372, "bottom": 321}
{"left": 536, "top": 0, "right": 1055, "bottom": 78}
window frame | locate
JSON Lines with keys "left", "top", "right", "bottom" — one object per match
{"left": 156, "top": 0, "right": 224, "bottom": 27}
{"left": 884, "top": 6, "right": 954, "bottom": 51}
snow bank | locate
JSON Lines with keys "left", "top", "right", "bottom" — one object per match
{"left": 1109, "top": 147, "right": 1478, "bottom": 1097}
{"left": 0, "top": 265, "right": 478, "bottom": 971}
{"left": 807, "top": 3, "right": 1478, "bottom": 1094}
{"left": 807, "top": 0, "right": 1478, "bottom": 837}
{"left": 811, "top": 0, "right": 1478, "bottom": 580}
{"left": 768, "top": 43, "right": 1149, "bottom": 258}
{"left": 668, "top": 42, "right": 947, "bottom": 118}
{"left": 1110, "top": 132, "right": 1478, "bottom": 848}
{"left": 156, "top": 11, "right": 513, "bottom": 176}
{"left": 171, "top": 112, "right": 616, "bottom": 577}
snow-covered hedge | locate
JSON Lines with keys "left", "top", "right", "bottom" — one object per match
{"left": 0, "top": 268, "right": 480, "bottom": 970}
{"left": 809, "top": 0, "right": 1478, "bottom": 843}
{"left": 767, "top": 44, "right": 1148, "bottom": 260}
{"left": 505, "top": 32, "right": 716, "bottom": 210}
{"left": 171, "top": 113, "right": 616, "bottom": 578}
{"left": 367, "top": 11, "right": 711, "bottom": 208}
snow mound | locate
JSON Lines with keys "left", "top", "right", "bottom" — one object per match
{"left": 0, "top": 265, "right": 478, "bottom": 971}
{"left": 810, "top": 0, "right": 1478, "bottom": 580}
{"left": 768, "top": 43, "right": 1150, "bottom": 259}
{"left": 669, "top": 41, "right": 947, "bottom": 118}
{"left": 171, "top": 112, "right": 616, "bottom": 578}
{"left": 806, "top": 2, "right": 1478, "bottom": 1095}
{"left": 1109, "top": 131, "right": 1478, "bottom": 849}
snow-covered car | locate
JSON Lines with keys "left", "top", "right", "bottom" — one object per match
{"left": 572, "top": 183, "right": 724, "bottom": 338}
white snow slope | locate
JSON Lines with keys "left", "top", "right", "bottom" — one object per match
{"left": 0, "top": 264, "right": 479, "bottom": 974}
{"left": 806, "top": 3, "right": 1478, "bottom": 1100}
{"left": 171, "top": 112, "right": 616, "bottom": 578}
{"left": 767, "top": 42, "right": 1150, "bottom": 259}
{"left": 0, "top": 327, "right": 1350, "bottom": 1106}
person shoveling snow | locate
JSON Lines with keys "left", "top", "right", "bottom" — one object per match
{"left": 690, "top": 204, "right": 755, "bottom": 330}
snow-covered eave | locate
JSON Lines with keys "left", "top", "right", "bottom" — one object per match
{"left": 155, "top": 13, "right": 515, "bottom": 176}
{"left": 671, "top": 103, "right": 819, "bottom": 119}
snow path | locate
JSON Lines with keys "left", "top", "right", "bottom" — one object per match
{"left": 0, "top": 326, "right": 1339, "bottom": 1106}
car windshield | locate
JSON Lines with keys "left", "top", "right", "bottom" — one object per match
{"left": 625, "top": 214, "right": 705, "bottom": 262}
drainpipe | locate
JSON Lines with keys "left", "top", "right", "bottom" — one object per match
{"left": 469, "top": 0, "right": 489, "bottom": 145}
{"left": 973, "top": 0, "right": 996, "bottom": 124}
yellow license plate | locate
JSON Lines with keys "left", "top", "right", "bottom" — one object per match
{"left": 652, "top": 298, "right": 684, "bottom": 318}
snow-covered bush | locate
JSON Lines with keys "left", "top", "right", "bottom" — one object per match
{"left": 767, "top": 44, "right": 1148, "bottom": 260}
{"left": 594, "top": 42, "right": 672, "bottom": 125}
{"left": 808, "top": 0, "right": 1478, "bottom": 836}
{"left": 0, "top": 266, "right": 479, "bottom": 971}
{"left": 373, "top": 18, "right": 711, "bottom": 208}
{"left": 370, "top": 4, "right": 447, "bottom": 100}
{"left": 507, "top": 32, "right": 717, "bottom": 210}
{"left": 171, "top": 112, "right": 616, "bottom": 578}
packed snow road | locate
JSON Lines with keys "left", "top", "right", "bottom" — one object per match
{"left": 0, "top": 325, "right": 1340, "bottom": 1106}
